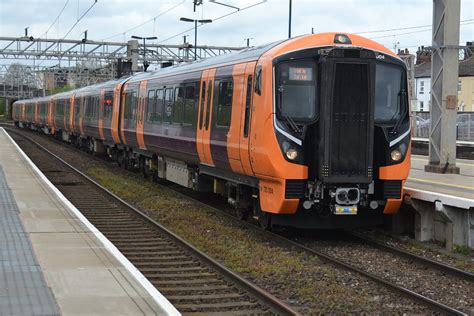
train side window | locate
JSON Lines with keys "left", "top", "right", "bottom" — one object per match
{"left": 88, "top": 97, "right": 93, "bottom": 118}
{"left": 183, "top": 84, "right": 196, "bottom": 125}
{"left": 65, "top": 99, "right": 69, "bottom": 118}
{"left": 104, "top": 92, "right": 113, "bottom": 119}
{"left": 164, "top": 88, "right": 173, "bottom": 123}
{"left": 92, "top": 96, "right": 98, "bottom": 119}
{"left": 244, "top": 75, "right": 253, "bottom": 137}
{"left": 199, "top": 82, "right": 206, "bottom": 129}
{"left": 216, "top": 79, "right": 233, "bottom": 127}
{"left": 91, "top": 96, "right": 97, "bottom": 119}
{"left": 124, "top": 91, "right": 137, "bottom": 120}
{"left": 74, "top": 98, "right": 80, "bottom": 118}
{"left": 96, "top": 96, "right": 100, "bottom": 119}
{"left": 173, "top": 86, "right": 184, "bottom": 124}
{"left": 83, "top": 97, "right": 89, "bottom": 118}
{"left": 146, "top": 90, "right": 155, "bottom": 122}
{"left": 90, "top": 97, "right": 95, "bottom": 118}
{"left": 155, "top": 89, "right": 164, "bottom": 123}
{"left": 254, "top": 66, "right": 262, "bottom": 95}
{"left": 40, "top": 103, "right": 46, "bottom": 117}
{"left": 131, "top": 92, "right": 137, "bottom": 120}
{"left": 28, "top": 103, "right": 34, "bottom": 117}
{"left": 205, "top": 80, "right": 213, "bottom": 130}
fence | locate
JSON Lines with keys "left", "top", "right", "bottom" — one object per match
{"left": 411, "top": 111, "right": 474, "bottom": 142}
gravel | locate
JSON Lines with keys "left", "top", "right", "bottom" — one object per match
{"left": 292, "top": 231, "right": 474, "bottom": 314}
{"left": 8, "top": 127, "right": 437, "bottom": 314}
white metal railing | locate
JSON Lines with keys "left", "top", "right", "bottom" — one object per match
{"left": 411, "top": 111, "right": 474, "bottom": 141}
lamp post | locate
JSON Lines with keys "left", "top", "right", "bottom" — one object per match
{"left": 131, "top": 35, "right": 157, "bottom": 71}
{"left": 180, "top": 17, "right": 212, "bottom": 60}
{"left": 288, "top": 0, "right": 292, "bottom": 38}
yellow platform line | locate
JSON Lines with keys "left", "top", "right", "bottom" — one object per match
{"left": 408, "top": 177, "right": 474, "bottom": 190}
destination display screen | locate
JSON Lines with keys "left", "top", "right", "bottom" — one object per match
{"left": 289, "top": 67, "right": 313, "bottom": 81}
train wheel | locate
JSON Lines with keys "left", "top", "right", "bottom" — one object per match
{"left": 236, "top": 208, "right": 250, "bottom": 221}
{"left": 141, "top": 157, "right": 150, "bottom": 179}
{"left": 259, "top": 212, "right": 272, "bottom": 231}
{"left": 88, "top": 139, "right": 94, "bottom": 155}
{"left": 253, "top": 199, "right": 272, "bottom": 231}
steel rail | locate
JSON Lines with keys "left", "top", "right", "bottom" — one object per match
{"left": 7, "top": 127, "right": 468, "bottom": 316}
{"left": 7, "top": 128, "right": 299, "bottom": 316}
{"left": 346, "top": 231, "right": 474, "bottom": 281}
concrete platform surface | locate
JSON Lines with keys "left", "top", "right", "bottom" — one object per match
{"left": 408, "top": 154, "right": 473, "bottom": 199}
{"left": 0, "top": 127, "right": 180, "bottom": 316}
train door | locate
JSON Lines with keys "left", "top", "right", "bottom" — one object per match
{"left": 98, "top": 90, "right": 105, "bottom": 140}
{"left": 48, "top": 98, "right": 54, "bottom": 129}
{"left": 35, "top": 101, "right": 39, "bottom": 125}
{"left": 238, "top": 61, "right": 257, "bottom": 176}
{"left": 78, "top": 94, "right": 84, "bottom": 136}
{"left": 196, "top": 70, "right": 209, "bottom": 164}
{"left": 63, "top": 98, "right": 68, "bottom": 131}
{"left": 136, "top": 80, "right": 148, "bottom": 150}
{"left": 68, "top": 95, "right": 74, "bottom": 132}
{"left": 224, "top": 64, "right": 246, "bottom": 174}
{"left": 112, "top": 80, "right": 128, "bottom": 144}
{"left": 196, "top": 68, "right": 216, "bottom": 165}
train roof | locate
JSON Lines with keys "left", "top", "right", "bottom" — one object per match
{"left": 14, "top": 33, "right": 398, "bottom": 104}
{"left": 127, "top": 39, "right": 286, "bottom": 83}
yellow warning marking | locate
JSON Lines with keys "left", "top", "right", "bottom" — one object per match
{"left": 408, "top": 177, "right": 474, "bottom": 190}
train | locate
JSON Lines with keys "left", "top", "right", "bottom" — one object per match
{"left": 12, "top": 32, "right": 411, "bottom": 230}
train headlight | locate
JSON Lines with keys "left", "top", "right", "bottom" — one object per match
{"left": 390, "top": 149, "right": 403, "bottom": 162}
{"left": 286, "top": 148, "right": 299, "bottom": 160}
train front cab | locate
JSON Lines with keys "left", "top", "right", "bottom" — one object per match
{"left": 251, "top": 33, "right": 411, "bottom": 229}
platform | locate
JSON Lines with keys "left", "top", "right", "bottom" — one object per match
{"left": 0, "top": 128, "right": 180, "bottom": 315}
{"left": 407, "top": 154, "right": 473, "bottom": 199}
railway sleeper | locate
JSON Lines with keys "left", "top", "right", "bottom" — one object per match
{"left": 139, "top": 266, "right": 208, "bottom": 273}
{"left": 166, "top": 293, "right": 244, "bottom": 302}
{"left": 173, "top": 301, "right": 261, "bottom": 313}
{"left": 158, "top": 285, "right": 233, "bottom": 293}
{"left": 143, "top": 272, "right": 216, "bottom": 279}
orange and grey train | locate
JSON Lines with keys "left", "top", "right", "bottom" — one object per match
{"left": 13, "top": 32, "right": 411, "bottom": 229}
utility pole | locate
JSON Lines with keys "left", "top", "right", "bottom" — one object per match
{"left": 288, "top": 0, "right": 292, "bottom": 38}
{"left": 127, "top": 39, "right": 139, "bottom": 72}
{"left": 425, "top": 0, "right": 460, "bottom": 174}
{"left": 131, "top": 35, "right": 157, "bottom": 72}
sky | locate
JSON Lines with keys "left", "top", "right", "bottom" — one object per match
{"left": 0, "top": 0, "right": 473, "bottom": 64}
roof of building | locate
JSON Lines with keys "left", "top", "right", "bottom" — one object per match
{"left": 415, "top": 55, "right": 474, "bottom": 78}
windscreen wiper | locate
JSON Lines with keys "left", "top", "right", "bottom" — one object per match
{"left": 390, "top": 89, "right": 407, "bottom": 136}
{"left": 284, "top": 115, "right": 302, "bottom": 136}
{"left": 277, "top": 86, "right": 302, "bottom": 136}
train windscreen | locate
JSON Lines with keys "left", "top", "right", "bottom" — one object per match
{"left": 374, "top": 64, "right": 403, "bottom": 122}
{"left": 276, "top": 59, "right": 316, "bottom": 121}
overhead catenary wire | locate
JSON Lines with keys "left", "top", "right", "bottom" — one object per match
{"left": 62, "top": 0, "right": 98, "bottom": 39}
{"left": 101, "top": 0, "right": 185, "bottom": 41}
{"left": 37, "top": 0, "right": 98, "bottom": 67}
{"left": 355, "top": 18, "right": 474, "bottom": 35}
{"left": 40, "top": 0, "right": 70, "bottom": 38}
{"left": 370, "top": 20, "right": 474, "bottom": 39}
{"left": 158, "top": 0, "right": 267, "bottom": 44}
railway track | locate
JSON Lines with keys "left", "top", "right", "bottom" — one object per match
{"left": 346, "top": 231, "right": 474, "bottom": 280}
{"left": 7, "top": 129, "right": 298, "bottom": 316}
{"left": 7, "top": 127, "right": 473, "bottom": 315}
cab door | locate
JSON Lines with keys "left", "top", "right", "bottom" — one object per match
{"left": 196, "top": 69, "right": 217, "bottom": 166}
{"left": 98, "top": 90, "right": 105, "bottom": 140}
{"left": 136, "top": 80, "right": 148, "bottom": 150}
{"left": 238, "top": 61, "right": 257, "bottom": 176}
